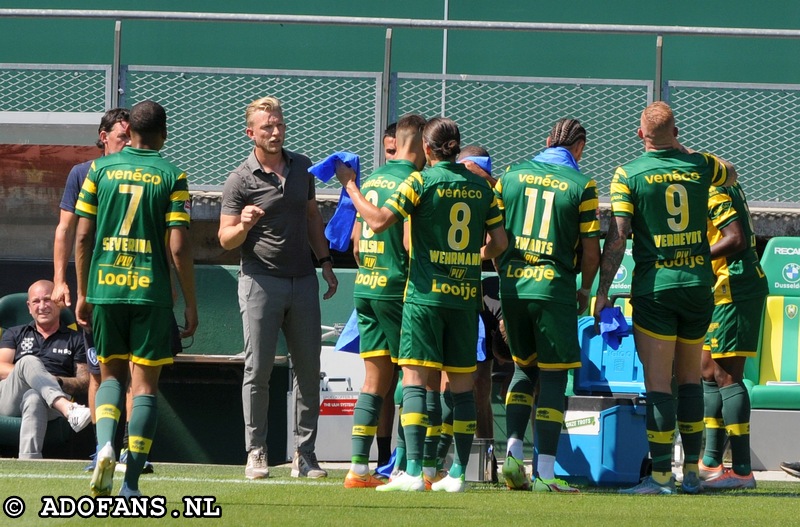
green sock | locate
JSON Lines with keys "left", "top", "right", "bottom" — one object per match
{"left": 646, "top": 391, "right": 676, "bottom": 474}
{"left": 94, "top": 379, "right": 124, "bottom": 449}
{"left": 393, "top": 406, "right": 406, "bottom": 472}
{"left": 720, "top": 382, "right": 752, "bottom": 475}
{"left": 400, "top": 385, "right": 428, "bottom": 477}
{"left": 351, "top": 392, "right": 382, "bottom": 465}
{"left": 436, "top": 390, "right": 454, "bottom": 469}
{"left": 123, "top": 395, "right": 158, "bottom": 491}
{"left": 677, "top": 383, "right": 704, "bottom": 465}
{"left": 535, "top": 370, "right": 568, "bottom": 457}
{"left": 450, "top": 390, "right": 476, "bottom": 479}
{"left": 702, "top": 380, "right": 725, "bottom": 467}
{"left": 423, "top": 390, "right": 442, "bottom": 468}
{"left": 505, "top": 365, "right": 537, "bottom": 441}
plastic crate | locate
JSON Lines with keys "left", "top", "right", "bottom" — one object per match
{"left": 574, "top": 316, "right": 644, "bottom": 395}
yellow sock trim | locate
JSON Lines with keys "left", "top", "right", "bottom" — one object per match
{"left": 128, "top": 436, "right": 153, "bottom": 455}
{"left": 535, "top": 407, "right": 564, "bottom": 424}
{"left": 652, "top": 471, "right": 672, "bottom": 484}
{"left": 453, "top": 420, "right": 477, "bottom": 434}
{"left": 647, "top": 429, "right": 676, "bottom": 444}
{"left": 725, "top": 422, "right": 750, "bottom": 436}
{"left": 351, "top": 425, "right": 378, "bottom": 437}
{"left": 678, "top": 420, "right": 704, "bottom": 434}
{"left": 441, "top": 423, "right": 453, "bottom": 436}
{"left": 401, "top": 412, "right": 428, "bottom": 427}
{"left": 505, "top": 392, "right": 534, "bottom": 406}
{"left": 425, "top": 425, "right": 442, "bottom": 437}
{"left": 96, "top": 404, "right": 121, "bottom": 423}
{"left": 704, "top": 417, "right": 725, "bottom": 429}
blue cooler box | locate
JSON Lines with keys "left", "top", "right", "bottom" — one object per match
{"left": 574, "top": 316, "right": 644, "bottom": 395}
{"left": 554, "top": 395, "right": 649, "bottom": 485}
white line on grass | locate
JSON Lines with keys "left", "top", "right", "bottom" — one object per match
{"left": 0, "top": 473, "right": 341, "bottom": 486}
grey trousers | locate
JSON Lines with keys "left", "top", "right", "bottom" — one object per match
{"left": 239, "top": 272, "right": 322, "bottom": 455}
{"left": 0, "top": 355, "right": 67, "bottom": 459}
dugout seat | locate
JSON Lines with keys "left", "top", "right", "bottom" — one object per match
{"left": 744, "top": 237, "right": 800, "bottom": 407}
{"left": 744, "top": 237, "right": 800, "bottom": 469}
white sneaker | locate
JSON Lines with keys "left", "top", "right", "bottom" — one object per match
{"left": 66, "top": 403, "right": 91, "bottom": 433}
{"left": 90, "top": 442, "right": 116, "bottom": 496}
{"left": 119, "top": 482, "right": 142, "bottom": 499}
{"left": 375, "top": 471, "right": 425, "bottom": 492}
{"left": 431, "top": 474, "right": 467, "bottom": 493}
{"left": 291, "top": 451, "right": 327, "bottom": 478}
{"left": 245, "top": 447, "right": 269, "bottom": 479}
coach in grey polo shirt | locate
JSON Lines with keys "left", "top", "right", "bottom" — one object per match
{"left": 219, "top": 96, "right": 338, "bottom": 480}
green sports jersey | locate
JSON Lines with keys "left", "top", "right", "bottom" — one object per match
{"left": 75, "top": 146, "right": 191, "bottom": 307}
{"left": 610, "top": 149, "right": 728, "bottom": 297}
{"left": 707, "top": 182, "right": 768, "bottom": 304}
{"left": 494, "top": 160, "right": 600, "bottom": 303}
{"left": 385, "top": 161, "right": 504, "bottom": 311}
{"left": 353, "top": 160, "right": 414, "bottom": 300}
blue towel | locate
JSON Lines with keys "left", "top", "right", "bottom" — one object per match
{"left": 598, "top": 306, "right": 631, "bottom": 350}
{"left": 310, "top": 151, "right": 361, "bottom": 252}
{"left": 460, "top": 155, "right": 492, "bottom": 174}
{"left": 334, "top": 308, "right": 360, "bottom": 354}
{"left": 477, "top": 314, "right": 486, "bottom": 362}
{"left": 533, "top": 146, "right": 580, "bottom": 172}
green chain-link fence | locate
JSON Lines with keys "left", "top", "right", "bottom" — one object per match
{"left": 665, "top": 81, "right": 800, "bottom": 204}
{"left": 0, "top": 64, "right": 110, "bottom": 112}
{"left": 395, "top": 74, "right": 652, "bottom": 195}
{"left": 3, "top": 63, "right": 800, "bottom": 203}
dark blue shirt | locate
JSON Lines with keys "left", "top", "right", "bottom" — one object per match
{"left": 0, "top": 322, "right": 86, "bottom": 377}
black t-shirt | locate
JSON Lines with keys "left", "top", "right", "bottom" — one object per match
{"left": 0, "top": 322, "right": 86, "bottom": 377}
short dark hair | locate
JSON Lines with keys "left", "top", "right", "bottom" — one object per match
{"left": 458, "top": 145, "right": 490, "bottom": 160}
{"left": 95, "top": 107, "right": 129, "bottom": 149}
{"left": 422, "top": 117, "right": 461, "bottom": 160}
{"left": 383, "top": 122, "right": 397, "bottom": 139}
{"left": 129, "top": 100, "right": 167, "bottom": 139}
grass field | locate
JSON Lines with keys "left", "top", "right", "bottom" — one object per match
{"left": 0, "top": 460, "right": 798, "bottom": 526}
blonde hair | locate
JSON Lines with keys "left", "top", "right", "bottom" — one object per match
{"left": 246, "top": 96, "right": 282, "bottom": 126}
{"left": 640, "top": 101, "right": 675, "bottom": 140}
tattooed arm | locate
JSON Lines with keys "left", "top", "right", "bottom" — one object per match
{"left": 593, "top": 216, "right": 631, "bottom": 323}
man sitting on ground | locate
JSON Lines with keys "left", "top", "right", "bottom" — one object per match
{"left": 0, "top": 280, "right": 91, "bottom": 458}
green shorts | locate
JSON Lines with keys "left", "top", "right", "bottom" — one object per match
{"left": 398, "top": 302, "right": 477, "bottom": 373}
{"left": 501, "top": 297, "right": 580, "bottom": 370}
{"left": 355, "top": 296, "right": 403, "bottom": 361}
{"left": 93, "top": 304, "right": 175, "bottom": 367}
{"left": 631, "top": 286, "right": 714, "bottom": 343}
{"left": 704, "top": 295, "right": 767, "bottom": 358}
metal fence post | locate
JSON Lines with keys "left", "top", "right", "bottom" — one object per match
{"left": 654, "top": 35, "right": 663, "bottom": 102}
{"left": 111, "top": 20, "right": 122, "bottom": 109}
{"left": 379, "top": 27, "right": 393, "bottom": 166}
